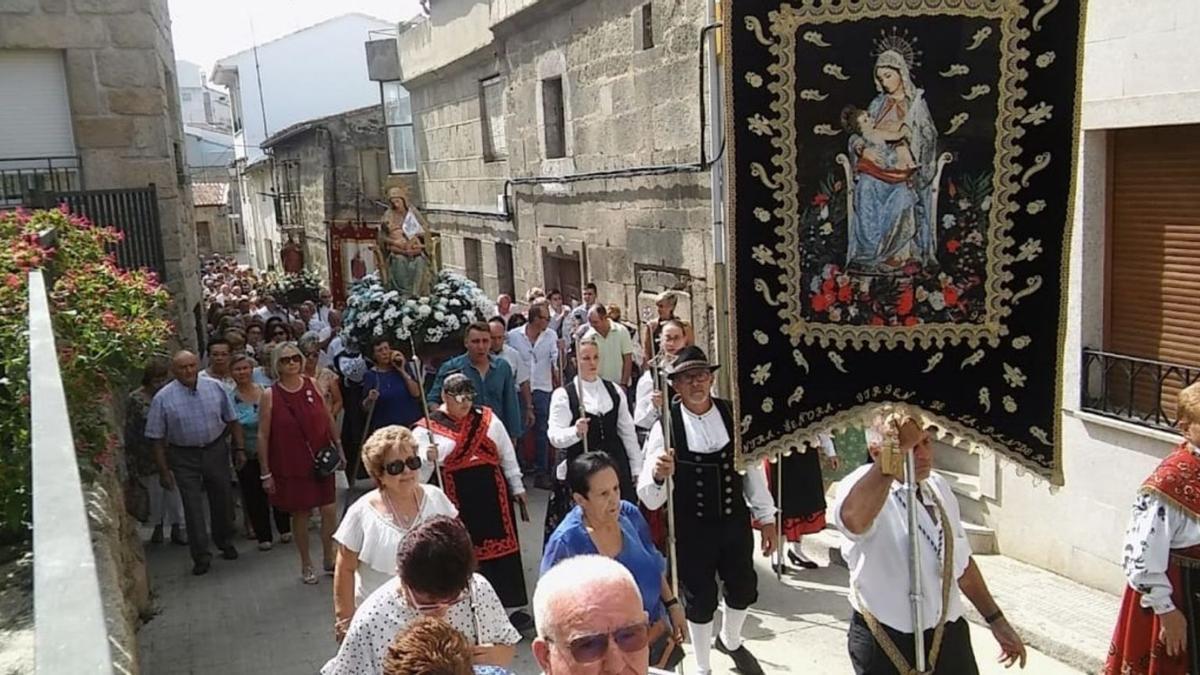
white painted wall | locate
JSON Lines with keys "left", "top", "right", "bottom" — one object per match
{"left": 214, "top": 13, "right": 392, "bottom": 164}
{"left": 971, "top": 0, "right": 1200, "bottom": 594}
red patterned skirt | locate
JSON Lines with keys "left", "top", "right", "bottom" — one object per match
{"left": 1105, "top": 558, "right": 1198, "bottom": 675}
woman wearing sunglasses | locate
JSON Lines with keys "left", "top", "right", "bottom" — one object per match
{"left": 265, "top": 318, "right": 291, "bottom": 345}
{"left": 541, "top": 452, "right": 686, "bottom": 671}
{"left": 258, "top": 342, "right": 345, "bottom": 585}
{"left": 323, "top": 516, "right": 520, "bottom": 675}
{"left": 411, "top": 374, "right": 531, "bottom": 628}
{"left": 332, "top": 425, "right": 458, "bottom": 643}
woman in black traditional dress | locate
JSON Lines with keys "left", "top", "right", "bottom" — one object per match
{"left": 543, "top": 336, "right": 643, "bottom": 542}
{"left": 411, "top": 374, "right": 533, "bottom": 629}
{"left": 767, "top": 433, "right": 839, "bottom": 569}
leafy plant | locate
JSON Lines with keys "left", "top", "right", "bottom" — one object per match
{"left": 0, "top": 206, "right": 171, "bottom": 543}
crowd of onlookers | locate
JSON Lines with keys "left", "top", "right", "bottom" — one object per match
{"left": 124, "top": 263, "right": 697, "bottom": 674}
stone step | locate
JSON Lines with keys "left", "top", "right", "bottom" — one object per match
{"left": 963, "top": 521, "right": 998, "bottom": 555}
{"left": 936, "top": 468, "right": 983, "bottom": 501}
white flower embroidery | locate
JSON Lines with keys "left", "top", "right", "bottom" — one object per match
{"left": 751, "top": 363, "right": 771, "bottom": 385}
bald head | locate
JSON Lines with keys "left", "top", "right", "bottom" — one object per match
{"left": 172, "top": 350, "right": 199, "bottom": 388}
{"left": 533, "top": 556, "right": 649, "bottom": 673}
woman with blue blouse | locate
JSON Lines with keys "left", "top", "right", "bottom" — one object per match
{"left": 230, "top": 353, "right": 291, "bottom": 550}
{"left": 362, "top": 337, "right": 423, "bottom": 435}
{"left": 541, "top": 452, "right": 687, "bottom": 670}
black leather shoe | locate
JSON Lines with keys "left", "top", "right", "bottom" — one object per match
{"left": 533, "top": 474, "right": 555, "bottom": 490}
{"left": 788, "top": 550, "right": 819, "bottom": 569}
{"left": 192, "top": 557, "right": 211, "bottom": 576}
{"left": 219, "top": 545, "right": 239, "bottom": 560}
{"left": 715, "top": 635, "right": 764, "bottom": 675}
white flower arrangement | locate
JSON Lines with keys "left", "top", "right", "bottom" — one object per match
{"left": 260, "top": 269, "right": 323, "bottom": 306}
{"left": 341, "top": 271, "right": 492, "bottom": 350}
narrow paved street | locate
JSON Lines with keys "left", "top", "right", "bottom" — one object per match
{"left": 139, "top": 483, "right": 1088, "bottom": 674}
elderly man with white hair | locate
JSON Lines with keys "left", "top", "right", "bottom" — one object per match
{"left": 534, "top": 554, "right": 673, "bottom": 675}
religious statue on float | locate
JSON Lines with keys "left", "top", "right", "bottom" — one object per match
{"left": 373, "top": 185, "right": 435, "bottom": 299}
{"left": 280, "top": 234, "right": 304, "bottom": 274}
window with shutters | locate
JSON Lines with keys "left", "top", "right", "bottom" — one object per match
{"left": 480, "top": 76, "right": 507, "bottom": 162}
{"left": 542, "top": 77, "right": 566, "bottom": 159}
{"left": 359, "top": 149, "right": 389, "bottom": 200}
{"left": 1093, "top": 124, "right": 1200, "bottom": 427}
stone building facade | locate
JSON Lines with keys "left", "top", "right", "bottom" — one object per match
{"left": 0, "top": 0, "right": 201, "bottom": 347}
{"left": 380, "top": 0, "right": 713, "bottom": 347}
{"left": 259, "top": 105, "right": 420, "bottom": 286}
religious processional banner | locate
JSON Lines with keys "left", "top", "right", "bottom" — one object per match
{"left": 725, "top": 0, "right": 1085, "bottom": 482}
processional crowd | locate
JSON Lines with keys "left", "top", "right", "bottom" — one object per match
{"left": 120, "top": 253, "right": 1200, "bottom": 675}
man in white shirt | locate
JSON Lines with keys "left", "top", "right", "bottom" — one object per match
{"left": 832, "top": 415, "right": 1026, "bottom": 674}
{"left": 638, "top": 346, "right": 777, "bottom": 675}
{"left": 254, "top": 294, "right": 288, "bottom": 322}
{"left": 508, "top": 301, "right": 560, "bottom": 488}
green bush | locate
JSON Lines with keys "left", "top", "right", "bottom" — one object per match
{"left": 0, "top": 206, "right": 171, "bottom": 544}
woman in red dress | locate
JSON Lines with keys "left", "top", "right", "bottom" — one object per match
{"left": 258, "top": 341, "right": 344, "bottom": 584}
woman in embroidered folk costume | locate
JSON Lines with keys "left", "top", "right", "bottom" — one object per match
{"left": 846, "top": 36, "right": 940, "bottom": 275}
{"left": 376, "top": 185, "right": 434, "bottom": 299}
{"left": 543, "top": 335, "right": 643, "bottom": 542}
{"left": 832, "top": 415, "right": 1025, "bottom": 674}
{"left": 410, "top": 373, "right": 534, "bottom": 630}
{"left": 1106, "top": 382, "right": 1200, "bottom": 675}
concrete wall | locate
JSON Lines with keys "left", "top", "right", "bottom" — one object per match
{"left": 961, "top": 0, "right": 1200, "bottom": 594}
{"left": 396, "top": 0, "right": 494, "bottom": 82}
{"left": 214, "top": 14, "right": 393, "bottom": 165}
{"left": 0, "top": 0, "right": 202, "bottom": 349}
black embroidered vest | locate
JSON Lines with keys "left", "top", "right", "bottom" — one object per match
{"left": 670, "top": 398, "right": 748, "bottom": 523}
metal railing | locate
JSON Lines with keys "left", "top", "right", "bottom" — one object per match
{"left": 0, "top": 156, "right": 82, "bottom": 207}
{"left": 1081, "top": 348, "right": 1200, "bottom": 432}
{"left": 28, "top": 268, "right": 115, "bottom": 674}
{"left": 32, "top": 185, "right": 167, "bottom": 280}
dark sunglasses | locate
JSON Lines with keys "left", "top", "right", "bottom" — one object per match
{"left": 272, "top": 331, "right": 287, "bottom": 337}
{"left": 552, "top": 623, "right": 650, "bottom": 664}
{"left": 278, "top": 354, "right": 302, "bottom": 365}
{"left": 384, "top": 456, "right": 423, "bottom": 475}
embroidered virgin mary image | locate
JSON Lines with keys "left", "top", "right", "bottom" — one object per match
{"left": 780, "top": 16, "right": 1011, "bottom": 339}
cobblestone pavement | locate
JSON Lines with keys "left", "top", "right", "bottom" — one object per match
{"left": 139, "top": 485, "right": 1094, "bottom": 674}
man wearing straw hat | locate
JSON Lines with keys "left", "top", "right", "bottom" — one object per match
{"left": 637, "top": 345, "right": 778, "bottom": 675}
{"left": 833, "top": 415, "right": 1026, "bottom": 674}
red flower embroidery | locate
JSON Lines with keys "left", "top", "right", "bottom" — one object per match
{"left": 896, "top": 286, "right": 915, "bottom": 316}
{"left": 869, "top": 315, "right": 886, "bottom": 326}
{"left": 811, "top": 293, "right": 830, "bottom": 312}
{"left": 837, "top": 283, "right": 853, "bottom": 303}
{"left": 904, "top": 316, "right": 920, "bottom": 326}
{"left": 943, "top": 286, "right": 960, "bottom": 306}
{"left": 946, "top": 239, "right": 962, "bottom": 253}
{"left": 812, "top": 194, "right": 830, "bottom": 206}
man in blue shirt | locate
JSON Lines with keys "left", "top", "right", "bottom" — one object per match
{"left": 428, "top": 321, "right": 523, "bottom": 440}
{"left": 145, "top": 350, "right": 246, "bottom": 576}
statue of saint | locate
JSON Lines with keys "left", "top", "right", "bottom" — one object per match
{"left": 281, "top": 235, "right": 304, "bottom": 274}
{"left": 373, "top": 186, "right": 434, "bottom": 298}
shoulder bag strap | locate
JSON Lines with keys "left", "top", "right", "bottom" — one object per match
{"left": 273, "top": 382, "right": 319, "bottom": 462}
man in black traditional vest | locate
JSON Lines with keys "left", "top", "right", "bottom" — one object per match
{"left": 637, "top": 346, "right": 778, "bottom": 675}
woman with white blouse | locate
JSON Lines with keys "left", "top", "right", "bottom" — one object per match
{"left": 332, "top": 425, "right": 457, "bottom": 643}
{"left": 543, "top": 336, "right": 643, "bottom": 541}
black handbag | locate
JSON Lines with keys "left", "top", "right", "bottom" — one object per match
{"left": 275, "top": 381, "right": 340, "bottom": 479}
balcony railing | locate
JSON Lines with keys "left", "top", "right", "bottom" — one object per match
{"left": 28, "top": 268, "right": 116, "bottom": 674}
{"left": 1081, "top": 348, "right": 1200, "bottom": 432}
{"left": 31, "top": 185, "right": 167, "bottom": 281}
{"left": 0, "top": 156, "right": 83, "bottom": 207}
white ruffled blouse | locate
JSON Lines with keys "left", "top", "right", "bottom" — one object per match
{"left": 1122, "top": 443, "right": 1200, "bottom": 614}
{"left": 333, "top": 485, "right": 458, "bottom": 603}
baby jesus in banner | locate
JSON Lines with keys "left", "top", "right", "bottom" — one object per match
{"left": 1106, "top": 381, "right": 1200, "bottom": 675}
